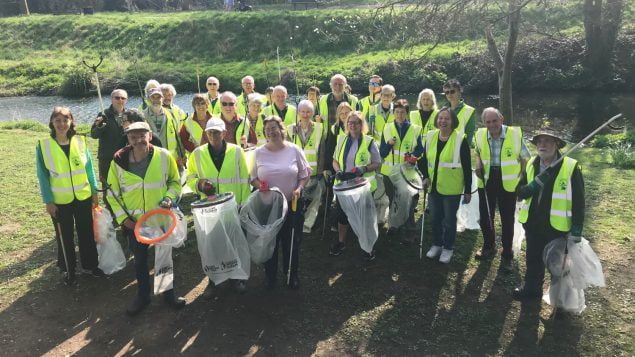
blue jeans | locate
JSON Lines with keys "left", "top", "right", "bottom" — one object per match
{"left": 428, "top": 191, "right": 462, "bottom": 250}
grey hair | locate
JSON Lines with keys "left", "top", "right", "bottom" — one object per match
{"left": 481, "top": 107, "right": 503, "bottom": 121}
{"left": 160, "top": 83, "right": 176, "bottom": 97}
{"left": 273, "top": 85, "right": 288, "bottom": 95}
{"left": 298, "top": 99, "right": 314, "bottom": 112}
{"left": 144, "top": 79, "right": 160, "bottom": 94}
{"left": 416, "top": 88, "right": 437, "bottom": 110}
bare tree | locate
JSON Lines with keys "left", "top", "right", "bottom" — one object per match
{"left": 583, "top": 0, "right": 624, "bottom": 83}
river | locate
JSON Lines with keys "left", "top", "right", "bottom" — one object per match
{"left": 1, "top": 92, "right": 632, "bottom": 141}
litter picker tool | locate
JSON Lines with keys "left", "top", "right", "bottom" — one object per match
{"left": 53, "top": 217, "right": 71, "bottom": 280}
{"left": 291, "top": 53, "right": 301, "bottom": 142}
{"left": 321, "top": 179, "right": 330, "bottom": 239}
{"left": 419, "top": 190, "right": 427, "bottom": 260}
{"left": 82, "top": 55, "right": 105, "bottom": 114}
{"left": 474, "top": 145, "right": 494, "bottom": 233}
{"left": 276, "top": 47, "right": 281, "bottom": 84}
{"left": 196, "top": 65, "right": 201, "bottom": 94}
{"left": 287, "top": 195, "right": 299, "bottom": 285}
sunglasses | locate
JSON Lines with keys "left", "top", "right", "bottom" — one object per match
{"left": 207, "top": 83, "right": 218, "bottom": 86}
{"left": 443, "top": 89, "right": 457, "bottom": 95}
{"left": 113, "top": 96, "right": 127, "bottom": 100}
{"left": 221, "top": 102, "right": 235, "bottom": 107}
{"left": 369, "top": 82, "right": 381, "bottom": 87}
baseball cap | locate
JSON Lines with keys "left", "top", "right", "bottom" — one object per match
{"left": 205, "top": 117, "right": 226, "bottom": 132}
{"left": 125, "top": 121, "right": 151, "bottom": 134}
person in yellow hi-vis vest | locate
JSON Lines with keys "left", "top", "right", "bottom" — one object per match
{"left": 205, "top": 76, "right": 222, "bottom": 115}
{"left": 143, "top": 88, "right": 186, "bottom": 171}
{"left": 107, "top": 121, "right": 183, "bottom": 316}
{"left": 513, "top": 129, "right": 585, "bottom": 302}
{"left": 160, "top": 83, "right": 188, "bottom": 125}
{"left": 442, "top": 79, "right": 476, "bottom": 144}
{"left": 237, "top": 75, "right": 264, "bottom": 117}
{"left": 180, "top": 94, "right": 212, "bottom": 153}
{"left": 419, "top": 107, "right": 472, "bottom": 264}
{"left": 379, "top": 99, "right": 424, "bottom": 235}
{"left": 287, "top": 100, "right": 324, "bottom": 233}
{"left": 263, "top": 85, "right": 297, "bottom": 126}
{"left": 36, "top": 107, "right": 102, "bottom": 285}
{"left": 245, "top": 94, "right": 267, "bottom": 147}
{"left": 358, "top": 75, "right": 382, "bottom": 119}
{"left": 473, "top": 107, "right": 531, "bottom": 271}
{"left": 330, "top": 111, "right": 381, "bottom": 261}
{"left": 186, "top": 117, "right": 252, "bottom": 298}
{"left": 368, "top": 84, "right": 396, "bottom": 141}
{"left": 410, "top": 88, "right": 439, "bottom": 134}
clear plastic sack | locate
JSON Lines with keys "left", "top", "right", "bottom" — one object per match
{"left": 92, "top": 206, "right": 126, "bottom": 275}
{"left": 456, "top": 172, "right": 480, "bottom": 232}
{"left": 334, "top": 179, "right": 378, "bottom": 253}
{"left": 240, "top": 188, "right": 288, "bottom": 263}
{"left": 542, "top": 237, "right": 606, "bottom": 314}
{"left": 512, "top": 202, "right": 525, "bottom": 255}
{"left": 303, "top": 177, "right": 325, "bottom": 233}
{"left": 374, "top": 174, "right": 389, "bottom": 225}
{"left": 388, "top": 165, "right": 420, "bottom": 229}
{"left": 192, "top": 194, "right": 250, "bottom": 285}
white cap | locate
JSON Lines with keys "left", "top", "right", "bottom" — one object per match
{"left": 205, "top": 117, "right": 226, "bottom": 132}
{"left": 125, "top": 121, "right": 151, "bottom": 133}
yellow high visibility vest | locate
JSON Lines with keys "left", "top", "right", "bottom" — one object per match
{"left": 207, "top": 94, "right": 222, "bottom": 115}
{"left": 409, "top": 109, "right": 438, "bottom": 135}
{"left": 288, "top": 122, "right": 323, "bottom": 175}
{"left": 183, "top": 114, "right": 206, "bottom": 148}
{"left": 474, "top": 126, "right": 523, "bottom": 192}
{"left": 424, "top": 129, "right": 466, "bottom": 195}
{"left": 263, "top": 104, "right": 297, "bottom": 126}
{"left": 318, "top": 93, "right": 359, "bottom": 134}
{"left": 186, "top": 143, "right": 251, "bottom": 204}
{"left": 39, "top": 135, "right": 92, "bottom": 204}
{"left": 359, "top": 95, "right": 380, "bottom": 118}
{"left": 455, "top": 104, "right": 475, "bottom": 135}
{"left": 247, "top": 114, "right": 267, "bottom": 146}
{"left": 518, "top": 156, "right": 577, "bottom": 232}
{"left": 380, "top": 122, "right": 422, "bottom": 176}
{"left": 106, "top": 147, "right": 181, "bottom": 224}
{"left": 334, "top": 135, "right": 377, "bottom": 192}
{"left": 237, "top": 92, "right": 266, "bottom": 117}
{"left": 369, "top": 103, "right": 394, "bottom": 142}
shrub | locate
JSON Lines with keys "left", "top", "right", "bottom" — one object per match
{"left": 608, "top": 142, "right": 635, "bottom": 169}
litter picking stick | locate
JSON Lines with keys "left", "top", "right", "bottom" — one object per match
{"left": 552, "top": 236, "right": 569, "bottom": 320}
{"left": 196, "top": 66, "right": 201, "bottom": 94}
{"left": 287, "top": 195, "right": 298, "bottom": 285}
{"left": 321, "top": 183, "right": 330, "bottom": 239}
{"left": 53, "top": 217, "right": 71, "bottom": 278}
{"left": 474, "top": 145, "right": 494, "bottom": 233}
{"left": 276, "top": 47, "right": 281, "bottom": 84}
{"left": 82, "top": 56, "right": 105, "bottom": 113}
{"left": 549, "top": 113, "right": 623, "bottom": 168}
{"left": 419, "top": 191, "right": 427, "bottom": 259}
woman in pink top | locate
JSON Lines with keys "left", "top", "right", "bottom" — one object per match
{"left": 251, "top": 116, "right": 310, "bottom": 289}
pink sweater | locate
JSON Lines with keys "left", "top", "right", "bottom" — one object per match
{"left": 252, "top": 142, "right": 311, "bottom": 201}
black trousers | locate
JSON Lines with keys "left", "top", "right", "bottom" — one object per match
{"left": 53, "top": 198, "right": 98, "bottom": 273}
{"left": 523, "top": 227, "right": 564, "bottom": 294}
{"left": 477, "top": 167, "right": 517, "bottom": 259}
{"left": 264, "top": 203, "right": 305, "bottom": 282}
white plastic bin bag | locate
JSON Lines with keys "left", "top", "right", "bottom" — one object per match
{"left": 240, "top": 188, "right": 288, "bottom": 263}
{"left": 92, "top": 206, "right": 126, "bottom": 275}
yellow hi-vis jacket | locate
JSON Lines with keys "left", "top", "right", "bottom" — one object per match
{"left": 106, "top": 147, "right": 181, "bottom": 225}
{"left": 183, "top": 114, "right": 206, "bottom": 148}
{"left": 409, "top": 109, "right": 438, "bottom": 135}
{"left": 369, "top": 103, "right": 395, "bottom": 142}
{"left": 287, "top": 122, "right": 323, "bottom": 175}
{"left": 263, "top": 104, "right": 297, "bottom": 126}
{"left": 518, "top": 156, "right": 577, "bottom": 232}
{"left": 318, "top": 93, "right": 358, "bottom": 132}
{"left": 186, "top": 143, "right": 251, "bottom": 205}
{"left": 334, "top": 134, "right": 377, "bottom": 192}
{"left": 380, "top": 122, "right": 422, "bottom": 176}
{"left": 39, "top": 135, "right": 92, "bottom": 204}
{"left": 474, "top": 126, "right": 523, "bottom": 192}
{"left": 424, "top": 129, "right": 466, "bottom": 195}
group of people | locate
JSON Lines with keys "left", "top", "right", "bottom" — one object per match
{"left": 36, "top": 73, "right": 585, "bottom": 316}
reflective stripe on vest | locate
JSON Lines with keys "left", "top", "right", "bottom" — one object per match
{"left": 110, "top": 148, "right": 173, "bottom": 221}
{"left": 369, "top": 103, "right": 394, "bottom": 142}
{"left": 475, "top": 126, "right": 523, "bottom": 192}
{"left": 456, "top": 104, "right": 475, "bottom": 134}
{"left": 184, "top": 115, "right": 205, "bottom": 147}
{"left": 289, "top": 122, "right": 323, "bottom": 175}
{"left": 207, "top": 94, "right": 222, "bottom": 115}
{"left": 191, "top": 143, "right": 250, "bottom": 201}
{"left": 380, "top": 122, "right": 421, "bottom": 176}
{"left": 40, "top": 135, "right": 91, "bottom": 204}
{"left": 518, "top": 156, "right": 577, "bottom": 232}
{"left": 318, "top": 94, "right": 358, "bottom": 135}
{"left": 425, "top": 129, "right": 465, "bottom": 195}
{"left": 335, "top": 135, "right": 377, "bottom": 192}
{"left": 409, "top": 109, "right": 439, "bottom": 135}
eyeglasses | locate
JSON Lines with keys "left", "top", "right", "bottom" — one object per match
{"left": 207, "top": 83, "right": 218, "bottom": 86}
{"left": 369, "top": 82, "right": 381, "bottom": 87}
{"left": 443, "top": 89, "right": 457, "bottom": 95}
{"left": 113, "top": 96, "right": 127, "bottom": 100}
{"left": 348, "top": 121, "right": 361, "bottom": 126}
{"left": 221, "top": 102, "right": 235, "bottom": 107}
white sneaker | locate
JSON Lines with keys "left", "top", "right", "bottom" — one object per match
{"left": 426, "top": 245, "right": 442, "bottom": 259}
{"left": 439, "top": 249, "right": 453, "bottom": 264}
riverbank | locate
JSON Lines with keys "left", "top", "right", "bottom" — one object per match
{"left": 0, "top": 127, "right": 633, "bottom": 355}
{"left": 1, "top": 5, "right": 634, "bottom": 97}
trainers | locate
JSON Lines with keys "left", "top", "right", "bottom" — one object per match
{"left": 126, "top": 295, "right": 151, "bottom": 316}
{"left": 202, "top": 281, "right": 215, "bottom": 299}
{"left": 426, "top": 245, "right": 442, "bottom": 259}
{"left": 439, "top": 249, "right": 453, "bottom": 264}
{"left": 163, "top": 290, "right": 186, "bottom": 309}
{"left": 89, "top": 268, "right": 105, "bottom": 277}
{"left": 234, "top": 280, "right": 247, "bottom": 294}
{"left": 364, "top": 250, "right": 376, "bottom": 261}
{"left": 329, "top": 241, "right": 346, "bottom": 256}
{"left": 475, "top": 248, "right": 496, "bottom": 261}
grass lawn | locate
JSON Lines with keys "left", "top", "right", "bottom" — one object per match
{"left": 0, "top": 127, "right": 633, "bottom": 355}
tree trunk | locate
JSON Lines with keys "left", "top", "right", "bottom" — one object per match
{"left": 583, "top": 0, "right": 624, "bottom": 83}
{"left": 485, "top": 0, "right": 521, "bottom": 124}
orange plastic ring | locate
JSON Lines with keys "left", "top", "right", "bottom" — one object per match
{"left": 134, "top": 208, "right": 177, "bottom": 244}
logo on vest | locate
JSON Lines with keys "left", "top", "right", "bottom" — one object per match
{"left": 505, "top": 148, "right": 513, "bottom": 157}
{"left": 359, "top": 153, "right": 368, "bottom": 162}
{"left": 72, "top": 157, "right": 81, "bottom": 167}
{"left": 558, "top": 179, "right": 567, "bottom": 191}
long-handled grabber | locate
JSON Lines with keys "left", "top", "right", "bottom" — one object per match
{"left": 419, "top": 191, "right": 427, "bottom": 260}
{"left": 53, "top": 216, "right": 72, "bottom": 281}
{"left": 82, "top": 56, "right": 105, "bottom": 113}
{"left": 287, "top": 195, "right": 299, "bottom": 285}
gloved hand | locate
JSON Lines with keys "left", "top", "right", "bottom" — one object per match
{"left": 404, "top": 153, "right": 418, "bottom": 165}
{"left": 197, "top": 179, "right": 216, "bottom": 196}
{"left": 422, "top": 178, "right": 429, "bottom": 191}
{"left": 334, "top": 170, "right": 345, "bottom": 181}
{"left": 259, "top": 180, "right": 270, "bottom": 192}
{"left": 159, "top": 197, "right": 173, "bottom": 208}
{"left": 351, "top": 166, "right": 367, "bottom": 177}
{"left": 534, "top": 166, "right": 557, "bottom": 187}
{"left": 567, "top": 234, "right": 582, "bottom": 243}
{"left": 568, "top": 225, "right": 583, "bottom": 243}
{"left": 516, "top": 181, "right": 539, "bottom": 199}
